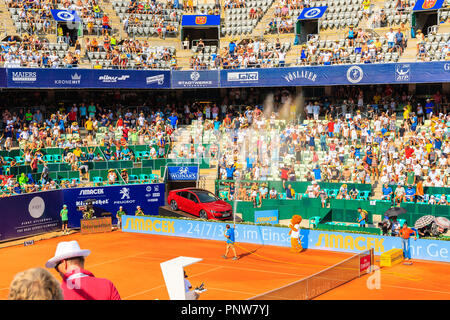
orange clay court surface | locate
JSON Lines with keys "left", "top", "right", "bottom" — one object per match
{"left": 0, "top": 231, "right": 449, "bottom": 300}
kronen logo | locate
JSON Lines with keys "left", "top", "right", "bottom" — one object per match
{"left": 99, "top": 75, "right": 130, "bottom": 83}
{"left": 55, "top": 73, "right": 81, "bottom": 85}
{"left": 124, "top": 217, "right": 175, "bottom": 233}
{"left": 12, "top": 71, "right": 37, "bottom": 82}
{"left": 79, "top": 188, "right": 105, "bottom": 196}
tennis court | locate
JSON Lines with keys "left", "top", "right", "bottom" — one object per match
{"left": 0, "top": 231, "right": 449, "bottom": 300}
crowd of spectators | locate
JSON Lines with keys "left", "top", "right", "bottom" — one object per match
{"left": 0, "top": 35, "right": 79, "bottom": 68}
{"left": 85, "top": 37, "right": 177, "bottom": 69}
{"left": 203, "top": 38, "right": 289, "bottom": 69}
{"left": 199, "top": 86, "right": 450, "bottom": 207}
{"left": 0, "top": 99, "right": 187, "bottom": 195}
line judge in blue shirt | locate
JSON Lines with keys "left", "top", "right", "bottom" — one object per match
{"left": 223, "top": 224, "right": 238, "bottom": 260}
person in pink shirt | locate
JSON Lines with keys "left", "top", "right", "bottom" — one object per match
{"left": 46, "top": 240, "right": 121, "bottom": 300}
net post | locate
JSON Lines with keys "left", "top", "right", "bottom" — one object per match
{"left": 370, "top": 248, "right": 375, "bottom": 274}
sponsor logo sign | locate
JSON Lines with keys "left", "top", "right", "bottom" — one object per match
{"left": 227, "top": 72, "right": 259, "bottom": 82}
{"left": 81, "top": 217, "right": 112, "bottom": 234}
{"left": 395, "top": 64, "right": 410, "bottom": 82}
{"left": 346, "top": 66, "right": 364, "bottom": 83}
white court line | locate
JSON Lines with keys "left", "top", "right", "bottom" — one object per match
{"left": 88, "top": 251, "right": 152, "bottom": 268}
{"left": 380, "top": 284, "right": 450, "bottom": 295}
{"left": 123, "top": 266, "right": 224, "bottom": 300}
{"left": 133, "top": 255, "right": 309, "bottom": 277}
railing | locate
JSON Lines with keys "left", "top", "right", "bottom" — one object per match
{"left": 192, "top": 38, "right": 220, "bottom": 49}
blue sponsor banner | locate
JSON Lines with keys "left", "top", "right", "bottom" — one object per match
{"left": 3, "top": 61, "right": 450, "bottom": 89}
{"left": 167, "top": 166, "right": 199, "bottom": 181}
{"left": 298, "top": 6, "right": 327, "bottom": 20}
{"left": 6, "top": 68, "right": 171, "bottom": 89}
{"left": 122, "top": 216, "right": 450, "bottom": 263}
{"left": 51, "top": 9, "right": 81, "bottom": 22}
{"left": 90, "top": 69, "right": 170, "bottom": 89}
{"left": 172, "top": 70, "right": 219, "bottom": 88}
{"left": 181, "top": 15, "right": 221, "bottom": 26}
{"left": 413, "top": 0, "right": 444, "bottom": 11}
{"left": 0, "top": 68, "right": 6, "bottom": 87}
{"left": 64, "top": 183, "right": 165, "bottom": 228}
{"left": 255, "top": 210, "right": 279, "bottom": 225}
{"left": 0, "top": 190, "right": 63, "bottom": 241}
{"left": 220, "top": 62, "right": 450, "bottom": 87}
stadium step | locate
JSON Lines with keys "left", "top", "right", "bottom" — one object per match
{"left": 0, "top": 1, "right": 20, "bottom": 35}
{"left": 250, "top": 0, "right": 281, "bottom": 38}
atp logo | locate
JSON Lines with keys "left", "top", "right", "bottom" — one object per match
{"left": 120, "top": 187, "right": 131, "bottom": 200}
{"left": 346, "top": 66, "right": 364, "bottom": 84}
{"left": 395, "top": 64, "right": 410, "bottom": 81}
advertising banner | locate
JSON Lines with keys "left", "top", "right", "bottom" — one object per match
{"left": 172, "top": 70, "right": 219, "bottom": 88}
{"left": 167, "top": 166, "right": 199, "bottom": 181}
{"left": 181, "top": 15, "right": 221, "bottom": 26}
{"left": 413, "top": 0, "right": 444, "bottom": 11}
{"left": 51, "top": 9, "right": 81, "bottom": 22}
{"left": 0, "top": 190, "right": 63, "bottom": 241}
{"left": 0, "top": 68, "right": 7, "bottom": 88}
{"left": 64, "top": 183, "right": 165, "bottom": 228}
{"left": 3, "top": 61, "right": 450, "bottom": 89}
{"left": 219, "top": 62, "right": 450, "bottom": 87}
{"left": 254, "top": 210, "right": 279, "bottom": 225}
{"left": 122, "top": 216, "right": 450, "bottom": 262}
{"left": 80, "top": 217, "right": 112, "bottom": 234}
{"left": 298, "top": 6, "right": 328, "bottom": 20}
{"left": 6, "top": 68, "right": 171, "bottom": 89}
{"left": 89, "top": 69, "right": 170, "bottom": 89}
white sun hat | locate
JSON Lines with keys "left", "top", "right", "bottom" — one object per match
{"left": 45, "top": 240, "right": 91, "bottom": 268}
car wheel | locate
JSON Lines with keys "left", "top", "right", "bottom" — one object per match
{"left": 199, "top": 210, "right": 208, "bottom": 220}
{"left": 170, "top": 200, "right": 178, "bottom": 211}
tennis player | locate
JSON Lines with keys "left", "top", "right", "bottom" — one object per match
{"left": 223, "top": 224, "right": 238, "bottom": 260}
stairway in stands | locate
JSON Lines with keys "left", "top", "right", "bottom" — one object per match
{"left": 0, "top": 1, "right": 20, "bottom": 37}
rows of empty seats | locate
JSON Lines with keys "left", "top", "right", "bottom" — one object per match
{"left": 112, "top": 0, "right": 182, "bottom": 37}
{"left": 417, "top": 32, "right": 450, "bottom": 61}
{"left": 222, "top": 0, "right": 274, "bottom": 35}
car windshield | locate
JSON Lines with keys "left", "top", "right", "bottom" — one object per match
{"left": 194, "top": 191, "right": 219, "bottom": 203}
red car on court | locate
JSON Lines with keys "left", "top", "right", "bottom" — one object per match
{"left": 167, "top": 188, "right": 233, "bottom": 220}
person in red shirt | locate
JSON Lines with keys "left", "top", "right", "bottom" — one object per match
{"left": 327, "top": 120, "right": 335, "bottom": 137}
{"left": 122, "top": 124, "right": 130, "bottom": 141}
{"left": 46, "top": 240, "right": 121, "bottom": 300}
{"left": 102, "top": 15, "right": 110, "bottom": 36}
{"left": 399, "top": 222, "right": 417, "bottom": 263}
{"left": 404, "top": 144, "right": 414, "bottom": 159}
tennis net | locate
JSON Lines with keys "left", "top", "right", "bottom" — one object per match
{"left": 248, "top": 248, "right": 374, "bottom": 300}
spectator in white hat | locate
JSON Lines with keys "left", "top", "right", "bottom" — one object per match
{"left": 46, "top": 240, "right": 121, "bottom": 300}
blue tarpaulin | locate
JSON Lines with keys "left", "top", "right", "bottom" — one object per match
{"left": 298, "top": 6, "right": 327, "bottom": 20}
{"left": 51, "top": 9, "right": 81, "bottom": 22}
{"left": 413, "top": 0, "right": 445, "bottom": 11}
{"left": 181, "top": 15, "right": 221, "bottom": 26}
